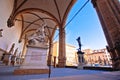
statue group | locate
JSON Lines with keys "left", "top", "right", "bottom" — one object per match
{"left": 16, "top": 24, "right": 49, "bottom": 74}
{"left": 27, "top": 24, "right": 46, "bottom": 45}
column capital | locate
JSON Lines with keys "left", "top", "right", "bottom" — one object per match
{"left": 91, "top": 0, "right": 97, "bottom": 8}
{"left": 7, "top": 16, "right": 14, "bottom": 28}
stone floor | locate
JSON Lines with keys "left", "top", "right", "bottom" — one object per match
{"left": 0, "top": 62, "right": 120, "bottom": 80}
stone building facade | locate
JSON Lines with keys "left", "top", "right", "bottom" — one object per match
{"left": 83, "top": 48, "right": 112, "bottom": 66}
{"left": 52, "top": 41, "right": 78, "bottom": 66}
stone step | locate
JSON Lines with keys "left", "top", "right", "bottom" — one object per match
{"left": 0, "top": 61, "right": 6, "bottom": 66}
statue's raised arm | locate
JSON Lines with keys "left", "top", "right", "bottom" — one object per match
{"left": 76, "top": 36, "right": 81, "bottom": 51}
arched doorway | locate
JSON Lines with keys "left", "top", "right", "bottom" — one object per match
{"left": 7, "top": 0, "right": 76, "bottom": 68}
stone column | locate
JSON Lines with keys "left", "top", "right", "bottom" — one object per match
{"left": 91, "top": 0, "right": 120, "bottom": 69}
{"left": 19, "top": 38, "right": 27, "bottom": 64}
{"left": 21, "top": 38, "right": 27, "bottom": 58}
{"left": 16, "top": 52, "right": 21, "bottom": 65}
{"left": 11, "top": 48, "right": 18, "bottom": 66}
{"left": 58, "top": 27, "right": 66, "bottom": 67}
{"left": 111, "top": 0, "right": 120, "bottom": 64}
{"left": 53, "top": 56, "right": 57, "bottom": 68}
{"left": 47, "top": 39, "right": 53, "bottom": 66}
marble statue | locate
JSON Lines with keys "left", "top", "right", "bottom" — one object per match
{"left": 28, "top": 24, "right": 46, "bottom": 45}
{"left": 15, "top": 25, "right": 49, "bottom": 74}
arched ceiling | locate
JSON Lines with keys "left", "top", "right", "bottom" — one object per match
{"left": 8, "top": 0, "right": 76, "bottom": 42}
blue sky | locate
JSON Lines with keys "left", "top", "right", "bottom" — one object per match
{"left": 54, "top": 0, "right": 108, "bottom": 50}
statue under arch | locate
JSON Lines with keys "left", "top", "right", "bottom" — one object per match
{"left": 27, "top": 24, "right": 47, "bottom": 46}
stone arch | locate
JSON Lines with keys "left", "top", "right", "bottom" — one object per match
{"left": 91, "top": 0, "right": 120, "bottom": 69}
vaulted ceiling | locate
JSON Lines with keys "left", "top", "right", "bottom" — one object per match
{"left": 8, "top": 0, "right": 76, "bottom": 42}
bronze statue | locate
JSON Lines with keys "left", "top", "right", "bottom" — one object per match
{"left": 76, "top": 36, "right": 84, "bottom": 63}
{"left": 76, "top": 37, "right": 81, "bottom": 51}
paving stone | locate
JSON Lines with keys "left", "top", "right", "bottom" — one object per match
{"left": 0, "top": 64, "right": 119, "bottom": 80}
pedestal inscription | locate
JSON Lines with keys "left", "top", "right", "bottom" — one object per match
{"left": 14, "top": 45, "right": 49, "bottom": 74}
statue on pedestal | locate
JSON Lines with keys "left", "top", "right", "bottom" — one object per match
{"left": 11, "top": 48, "right": 18, "bottom": 66}
{"left": 76, "top": 37, "right": 84, "bottom": 69}
{"left": 3, "top": 43, "right": 15, "bottom": 65}
{"left": 15, "top": 24, "right": 49, "bottom": 74}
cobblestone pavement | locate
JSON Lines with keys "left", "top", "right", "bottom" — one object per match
{"left": 34, "top": 71, "right": 120, "bottom": 80}
{"left": 0, "top": 64, "right": 120, "bottom": 80}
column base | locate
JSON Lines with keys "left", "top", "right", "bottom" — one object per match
{"left": 3, "top": 54, "right": 12, "bottom": 65}
{"left": 3, "top": 60, "right": 9, "bottom": 65}
{"left": 47, "top": 55, "right": 52, "bottom": 66}
{"left": 112, "top": 58, "right": 120, "bottom": 70}
{"left": 58, "top": 58, "right": 66, "bottom": 68}
{"left": 57, "top": 64, "right": 65, "bottom": 68}
{"left": 14, "top": 69, "right": 49, "bottom": 75}
{"left": 11, "top": 55, "right": 16, "bottom": 66}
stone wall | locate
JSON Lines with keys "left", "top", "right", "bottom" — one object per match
{"left": 0, "top": 0, "right": 24, "bottom": 54}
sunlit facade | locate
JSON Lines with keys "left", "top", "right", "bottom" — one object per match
{"left": 52, "top": 41, "right": 78, "bottom": 66}
{"left": 83, "top": 48, "right": 112, "bottom": 66}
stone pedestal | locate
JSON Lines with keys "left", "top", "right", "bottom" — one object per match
{"left": 3, "top": 53, "right": 12, "bottom": 65}
{"left": 78, "top": 63, "right": 84, "bottom": 69}
{"left": 11, "top": 55, "right": 17, "bottom": 66}
{"left": 14, "top": 45, "right": 49, "bottom": 74}
{"left": 20, "top": 57, "right": 24, "bottom": 64}
{"left": 77, "top": 51, "right": 84, "bottom": 69}
{"left": 16, "top": 57, "right": 21, "bottom": 65}
{"left": 0, "top": 49, "right": 5, "bottom": 60}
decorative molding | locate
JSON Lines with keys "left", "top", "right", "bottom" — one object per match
{"left": 91, "top": 0, "right": 97, "bottom": 8}
{"left": 7, "top": 17, "right": 14, "bottom": 27}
